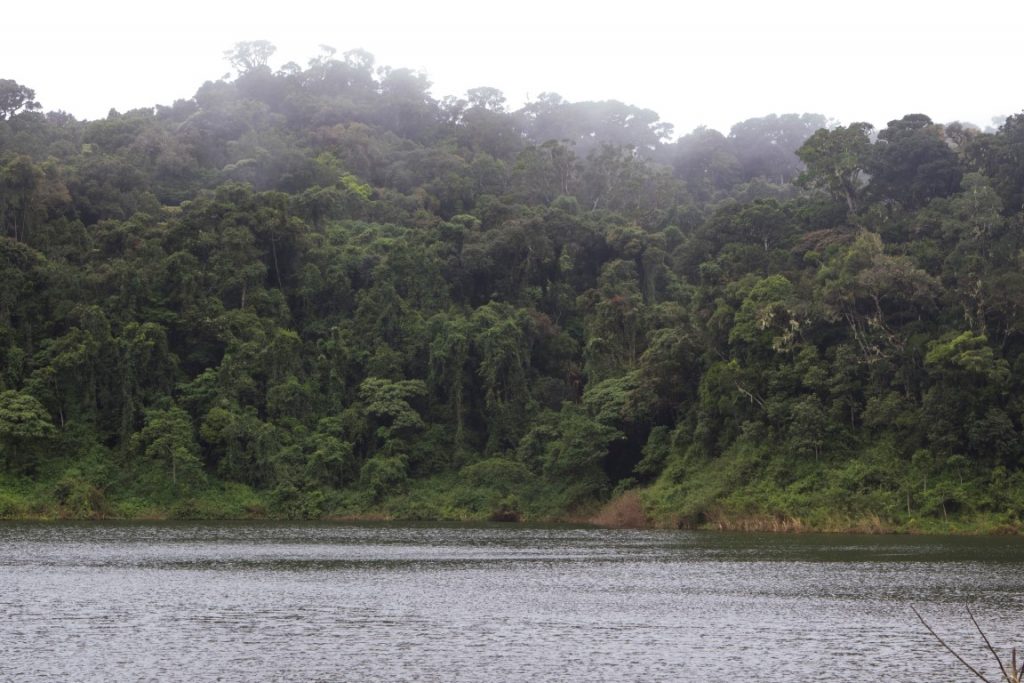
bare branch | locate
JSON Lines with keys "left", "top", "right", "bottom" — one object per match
{"left": 967, "top": 603, "right": 1012, "bottom": 682}
{"left": 912, "top": 605, "right": 993, "bottom": 683}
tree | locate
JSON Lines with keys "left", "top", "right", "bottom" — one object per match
{"left": 786, "top": 395, "right": 830, "bottom": 461}
{"left": 519, "top": 96, "right": 672, "bottom": 155}
{"left": 358, "top": 377, "right": 427, "bottom": 457}
{"left": 453, "top": 88, "right": 523, "bottom": 159}
{"left": 427, "top": 311, "right": 472, "bottom": 454}
{"left": 377, "top": 67, "right": 438, "bottom": 141}
{"left": 925, "top": 331, "right": 1009, "bottom": 387}
{"left": 466, "top": 87, "right": 506, "bottom": 112}
{"left": 471, "top": 302, "right": 536, "bottom": 452}
{"left": 729, "top": 274, "right": 799, "bottom": 353}
{"left": 728, "top": 113, "right": 828, "bottom": 184}
{"left": 818, "top": 231, "right": 940, "bottom": 362}
{"left": 543, "top": 403, "right": 623, "bottom": 502}
{"left": 869, "top": 114, "right": 962, "bottom": 209}
{"left": 582, "top": 259, "right": 647, "bottom": 381}
{"left": 796, "top": 122, "right": 873, "bottom": 212}
{"left": 967, "top": 113, "right": 1024, "bottom": 214}
{"left": 359, "top": 454, "right": 407, "bottom": 501}
{"left": 511, "top": 141, "right": 578, "bottom": 203}
{"left": 672, "top": 126, "right": 741, "bottom": 198}
{"left": 305, "top": 417, "right": 353, "bottom": 487}
{"left": 224, "top": 41, "right": 277, "bottom": 75}
{"left": 0, "top": 389, "right": 56, "bottom": 472}
{"left": 200, "top": 403, "right": 279, "bottom": 487}
{"left": 133, "top": 406, "right": 204, "bottom": 489}
{"left": 0, "top": 156, "right": 44, "bottom": 242}
{"left": 0, "top": 80, "right": 40, "bottom": 120}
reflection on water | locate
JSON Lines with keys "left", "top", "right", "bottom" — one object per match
{"left": 1, "top": 523, "right": 1022, "bottom": 681}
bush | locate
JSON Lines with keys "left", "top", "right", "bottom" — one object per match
{"left": 360, "top": 456, "right": 408, "bottom": 501}
{"left": 460, "top": 458, "right": 533, "bottom": 492}
{"left": 269, "top": 484, "right": 326, "bottom": 519}
{"left": 53, "top": 469, "right": 108, "bottom": 518}
{"left": 0, "top": 490, "right": 28, "bottom": 518}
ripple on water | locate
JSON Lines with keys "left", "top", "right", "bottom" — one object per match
{"left": 1, "top": 523, "right": 1023, "bottom": 682}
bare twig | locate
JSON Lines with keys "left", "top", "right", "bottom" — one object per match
{"left": 912, "top": 605, "right": 993, "bottom": 683}
{"left": 968, "top": 604, "right": 1012, "bottom": 682}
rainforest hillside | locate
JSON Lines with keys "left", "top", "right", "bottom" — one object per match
{"left": 1, "top": 44, "right": 1023, "bottom": 528}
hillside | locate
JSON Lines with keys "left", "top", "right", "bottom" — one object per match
{"left": 1, "top": 45, "right": 1023, "bottom": 530}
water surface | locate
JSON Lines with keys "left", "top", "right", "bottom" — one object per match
{"left": 2, "top": 522, "right": 1023, "bottom": 681}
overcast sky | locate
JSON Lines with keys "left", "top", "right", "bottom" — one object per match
{"left": 5, "top": 1, "right": 1022, "bottom": 137}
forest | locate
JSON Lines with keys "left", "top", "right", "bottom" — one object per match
{"left": 2, "top": 42, "right": 1024, "bottom": 530}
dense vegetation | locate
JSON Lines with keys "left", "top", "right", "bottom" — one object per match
{"left": 2, "top": 45, "right": 1024, "bottom": 530}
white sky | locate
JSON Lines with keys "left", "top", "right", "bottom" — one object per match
{"left": 4, "top": 0, "right": 1022, "bottom": 137}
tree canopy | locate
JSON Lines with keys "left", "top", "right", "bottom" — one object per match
{"left": 1, "top": 46, "right": 1023, "bottom": 530}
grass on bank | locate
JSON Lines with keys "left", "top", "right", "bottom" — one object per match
{"left": 3, "top": 443, "right": 1024, "bottom": 534}
{"left": 639, "top": 437, "right": 1024, "bottom": 535}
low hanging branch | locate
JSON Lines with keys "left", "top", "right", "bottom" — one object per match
{"left": 912, "top": 604, "right": 1024, "bottom": 683}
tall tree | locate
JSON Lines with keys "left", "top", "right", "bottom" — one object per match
{"left": 224, "top": 41, "right": 277, "bottom": 75}
{"left": 0, "top": 80, "right": 40, "bottom": 120}
{"left": 796, "top": 122, "right": 873, "bottom": 212}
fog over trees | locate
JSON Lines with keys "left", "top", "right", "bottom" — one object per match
{"left": 0, "top": 42, "right": 1021, "bottom": 528}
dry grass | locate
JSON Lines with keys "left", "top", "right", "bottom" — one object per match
{"left": 590, "top": 490, "right": 650, "bottom": 529}
{"left": 694, "top": 510, "right": 896, "bottom": 534}
{"left": 705, "top": 512, "right": 809, "bottom": 533}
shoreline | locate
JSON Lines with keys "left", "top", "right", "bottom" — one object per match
{"left": 3, "top": 482, "right": 1021, "bottom": 536}
{"left": 1, "top": 509, "right": 1020, "bottom": 537}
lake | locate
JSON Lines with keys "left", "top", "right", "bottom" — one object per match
{"left": 1, "top": 523, "right": 1022, "bottom": 681}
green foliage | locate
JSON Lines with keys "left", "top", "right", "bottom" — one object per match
{"left": 796, "top": 122, "right": 873, "bottom": 212}
{"left": 0, "top": 480, "right": 32, "bottom": 518}
{"left": 542, "top": 404, "right": 623, "bottom": 504}
{"left": 729, "top": 274, "right": 797, "bottom": 351}
{"left": 184, "top": 482, "right": 266, "bottom": 519}
{"left": 53, "top": 468, "right": 108, "bottom": 518}
{"left": 360, "top": 455, "right": 408, "bottom": 501}
{"left": 0, "top": 389, "right": 56, "bottom": 472}
{"left": 269, "top": 483, "right": 326, "bottom": 519}
{"left": 460, "top": 457, "right": 534, "bottom": 492}
{"left": 133, "top": 406, "right": 204, "bottom": 490}
{"left": 0, "top": 54, "right": 1021, "bottom": 529}
{"left": 869, "top": 114, "right": 962, "bottom": 209}
{"left": 0, "top": 80, "right": 41, "bottom": 120}
{"left": 925, "top": 331, "right": 1009, "bottom": 383}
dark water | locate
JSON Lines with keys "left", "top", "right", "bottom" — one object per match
{"left": 2, "top": 524, "right": 1023, "bottom": 682}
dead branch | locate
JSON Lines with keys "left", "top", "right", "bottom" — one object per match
{"left": 968, "top": 604, "right": 1012, "bottom": 682}
{"left": 912, "top": 605, "right": 993, "bottom": 683}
